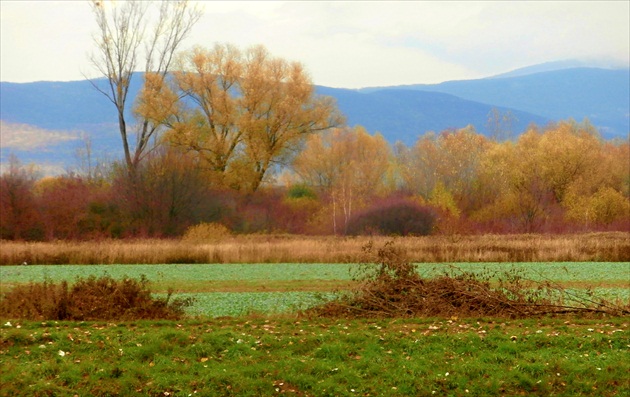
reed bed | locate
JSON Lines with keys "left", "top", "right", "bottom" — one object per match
{"left": 1, "top": 232, "right": 628, "bottom": 265}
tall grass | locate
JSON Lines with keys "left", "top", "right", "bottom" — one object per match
{"left": 1, "top": 232, "right": 628, "bottom": 265}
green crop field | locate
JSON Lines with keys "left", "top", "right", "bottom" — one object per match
{"left": 0, "top": 262, "right": 630, "bottom": 317}
{"left": 1, "top": 262, "right": 628, "bottom": 317}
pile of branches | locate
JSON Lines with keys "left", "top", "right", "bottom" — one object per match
{"left": 0, "top": 274, "right": 194, "bottom": 321}
{"left": 309, "top": 241, "right": 629, "bottom": 319}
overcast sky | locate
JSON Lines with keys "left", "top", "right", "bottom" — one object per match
{"left": 1, "top": 1, "right": 628, "bottom": 88}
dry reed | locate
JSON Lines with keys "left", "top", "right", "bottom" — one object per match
{"left": 0, "top": 232, "right": 628, "bottom": 265}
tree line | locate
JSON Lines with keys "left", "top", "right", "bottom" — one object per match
{"left": 2, "top": 119, "right": 628, "bottom": 240}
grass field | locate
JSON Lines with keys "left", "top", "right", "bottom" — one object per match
{"left": 1, "top": 316, "right": 628, "bottom": 396}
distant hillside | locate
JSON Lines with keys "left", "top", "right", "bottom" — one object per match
{"left": 0, "top": 78, "right": 140, "bottom": 173}
{"left": 1, "top": 65, "right": 628, "bottom": 173}
{"left": 487, "top": 60, "right": 598, "bottom": 79}
{"left": 315, "top": 86, "right": 548, "bottom": 144}
{"left": 361, "top": 67, "right": 630, "bottom": 139}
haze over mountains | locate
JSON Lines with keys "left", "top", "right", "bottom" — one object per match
{"left": 1, "top": 63, "right": 628, "bottom": 174}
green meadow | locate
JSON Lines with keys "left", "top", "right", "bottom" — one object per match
{"left": 1, "top": 317, "right": 628, "bottom": 397}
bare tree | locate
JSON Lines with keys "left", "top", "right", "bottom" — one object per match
{"left": 87, "top": 0, "right": 202, "bottom": 174}
{"left": 486, "top": 107, "right": 517, "bottom": 142}
{"left": 73, "top": 133, "right": 112, "bottom": 184}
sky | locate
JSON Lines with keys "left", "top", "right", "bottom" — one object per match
{"left": 1, "top": 0, "right": 629, "bottom": 89}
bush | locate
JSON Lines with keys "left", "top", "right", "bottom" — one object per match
{"left": 287, "top": 184, "right": 318, "bottom": 200}
{"left": 0, "top": 275, "right": 193, "bottom": 321}
{"left": 182, "top": 222, "right": 231, "bottom": 242}
{"left": 346, "top": 199, "right": 436, "bottom": 236}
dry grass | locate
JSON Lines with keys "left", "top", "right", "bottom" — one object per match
{"left": 0, "top": 232, "right": 628, "bottom": 265}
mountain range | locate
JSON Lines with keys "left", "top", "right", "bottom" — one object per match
{"left": 1, "top": 63, "right": 628, "bottom": 174}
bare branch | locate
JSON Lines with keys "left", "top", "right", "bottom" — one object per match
{"left": 87, "top": 0, "right": 202, "bottom": 174}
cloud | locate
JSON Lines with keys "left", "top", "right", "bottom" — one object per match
{"left": 0, "top": 121, "right": 81, "bottom": 151}
{"left": 192, "top": 1, "right": 629, "bottom": 88}
{"left": 1, "top": 1, "right": 628, "bottom": 88}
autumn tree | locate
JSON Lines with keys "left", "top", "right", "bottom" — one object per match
{"left": 0, "top": 155, "right": 42, "bottom": 240}
{"left": 469, "top": 120, "right": 618, "bottom": 232}
{"left": 562, "top": 134, "right": 630, "bottom": 228}
{"left": 535, "top": 119, "right": 603, "bottom": 203}
{"left": 137, "top": 44, "right": 342, "bottom": 193}
{"left": 293, "top": 126, "right": 391, "bottom": 234}
{"left": 35, "top": 176, "right": 92, "bottom": 240}
{"left": 394, "top": 132, "right": 439, "bottom": 199}
{"left": 604, "top": 139, "right": 630, "bottom": 198}
{"left": 395, "top": 126, "right": 489, "bottom": 214}
{"left": 88, "top": 0, "right": 202, "bottom": 175}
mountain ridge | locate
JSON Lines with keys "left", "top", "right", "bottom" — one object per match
{"left": 358, "top": 67, "right": 629, "bottom": 138}
{"left": 1, "top": 65, "right": 628, "bottom": 174}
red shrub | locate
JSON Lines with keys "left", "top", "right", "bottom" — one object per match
{"left": 346, "top": 198, "right": 436, "bottom": 236}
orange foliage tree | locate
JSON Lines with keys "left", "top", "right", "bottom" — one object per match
{"left": 136, "top": 44, "right": 343, "bottom": 193}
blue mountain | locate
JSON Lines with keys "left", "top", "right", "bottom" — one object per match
{"left": 1, "top": 65, "right": 627, "bottom": 173}
{"left": 361, "top": 67, "right": 629, "bottom": 139}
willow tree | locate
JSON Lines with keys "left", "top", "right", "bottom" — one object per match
{"left": 88, "top": 0, "right": 202, "bottom": 174}
{"left": 293, "top": 126, "right": 391, "bottom": 234}
{"left": 137, "top": 44, "right": 343, "bottom": 192}
{"left": 395, "top": 126, "right": 489, "bottom": 210}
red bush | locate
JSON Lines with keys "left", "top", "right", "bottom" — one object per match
{"left": 346, "top": 199, "right": 436, "bottom": 236}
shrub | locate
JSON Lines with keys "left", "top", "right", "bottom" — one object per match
{"left": 0, "top": 275, "right": 193, "bottom": 321}
{"left": 287, "top": 184, "right": 318, "bottom": 200}
{"left": 182, "top": 222, "right": 231, "bottom": 242}
{"left": 36, "top": 176, "right": 92, "bottom": 240}
{"left": 346, "top": 199, "right": 436, "bottom": 236}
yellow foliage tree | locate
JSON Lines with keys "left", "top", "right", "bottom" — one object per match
{"left": 429, "top": 181, "right": 460, "bottom": 219}
{"left": 136, "top": 44, "right": 342, "bottom": 192}
{"left": 565, "top": 186, "right": 630, "bottom": 226}
{"left": 395, "top": 126, "right": 489, "bottom": 213}
{"left": 293, "top": 126, "right": 391, "bottom": 234}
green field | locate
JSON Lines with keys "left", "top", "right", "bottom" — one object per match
{"left": 1, "top": 262, "right": 629, "bottom": 396}
{"left": 1, "top": 262, "right": 629, "bottom": 317}
{"left": 1, "top": 317, "right": 628, "bottom": 396}
{"left": 3, "top": 262, "right": 628, "bottom": 284}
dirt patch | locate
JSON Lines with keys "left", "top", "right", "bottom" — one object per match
{"left": 152, "top": 280, "right": 357, "bottom": 293}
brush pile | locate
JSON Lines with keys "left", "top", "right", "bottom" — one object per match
{"left": 309, "top": 241, "right": 629, "bottom": 318}
{"left": 0, "top": 274, "right": 193, "bottom": 321}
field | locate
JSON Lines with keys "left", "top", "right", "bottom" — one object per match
{"left": 2, "top": 233, "right": 629, "bottom": 265}
{"left": 1, "top": 316, "right": 628, "bottom": 397}
{"left": 1, "top": 234, "right": 629, "bottom": 396}
{"left": 1, "top": 262, "right": 629, "bottom": 317}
